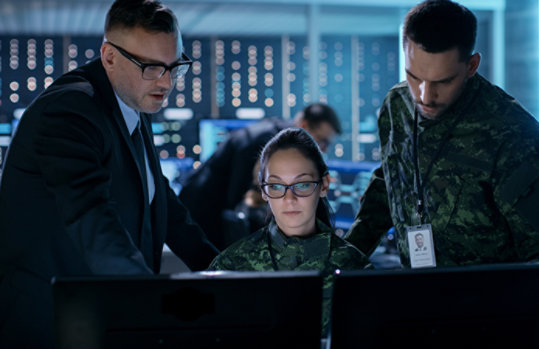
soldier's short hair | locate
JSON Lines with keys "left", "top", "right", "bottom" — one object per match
{"left": 403, "top": 0, "right": 477, "bottom": 61}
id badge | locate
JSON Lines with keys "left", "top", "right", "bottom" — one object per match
{"left": 406, "top": 224, "right": 436, "bottom": 268}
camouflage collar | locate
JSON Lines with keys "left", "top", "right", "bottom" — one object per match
{"left": 451, "top": 73, "right": 482, "bottom": 114}
{"left": 268, "top": 219, "right": 333, "bottom": 260}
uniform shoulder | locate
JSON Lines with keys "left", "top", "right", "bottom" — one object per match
{"left": 385, "top": 81, "right": 409, "bottom": 99}
{"left": 209, "top": 228, "right": 268, "bottom": 271}
{"left": 379, "top": 81, "right": 414, "bottom": 116}
{"left": 472, "top": 75, "right": 539, "bottom": 145}
{"left": 217, "top": 228, "right": 267, "bottom": 258}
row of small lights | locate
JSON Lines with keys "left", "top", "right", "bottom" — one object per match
{"left": 6, "top": 39, "right": 381, "bottom": 111}
{"left": 215, "top": 40, "right": 226, "bottom": 107}
{"left": 7, "top": 40, "right": 100, "bottom": 104}
{"left": 231, "top": 40, "right": 243, "bottom": 107}
{"left": 8, "top": 39, "right": 55, "bottom": 104}
{"left": 214, "top": 40, "right": 277, "bottom": 108}
{"left": 174, "top": 40, "right": 203, "bottom": 107}
{"left": 4, "top": 38, "right": 391, "bottom": 163}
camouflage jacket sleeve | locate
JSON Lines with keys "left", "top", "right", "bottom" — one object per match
{"left": 329, "top": 234, "right": 372, "bottom": 269}
{"left": 492, "top": 115, "right": 539, "bottom": 261}
{"left": 345, "top": 166, "right": 393, "bottom": 256}
{"left": 207, "top": 251, "right": 236, "bottom": 270}
{"left": 206, "top": 229, "right": 272, "bottom": 271}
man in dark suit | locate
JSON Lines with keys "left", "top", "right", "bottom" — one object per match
{"left": 0, "top": 0, "right": 218, "bottom": 347}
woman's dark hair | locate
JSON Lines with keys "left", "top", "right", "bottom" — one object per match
{"left": 403, "top": 0, "right": 477, "bottom": 61}
{"left": 105, "top": 0, "right": 178, "bottom": 34}
{"left": 258, "top": 128, "right": 334, "bottom": 228}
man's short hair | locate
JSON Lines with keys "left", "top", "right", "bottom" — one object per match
{"left": 295, "top": 103, "right": 342, "bottom": 134}
{"left": 105, "top": 0, "right": 178, "bottom": 35}
{"left": 403, "top": 0, "right": 477, "bottom": 61}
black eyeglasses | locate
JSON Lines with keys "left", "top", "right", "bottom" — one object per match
{"left": 260, "top": 180, "right": 322, "bottom": 199}
{"left": 106, "top": 41, "right": 192, "bottom": 80}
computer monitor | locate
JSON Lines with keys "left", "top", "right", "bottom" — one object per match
{"left": 330, "top": 263, "right": 539, "bottom": 348}
{"left": 53, "top": 271, "right": 322, "bottom": 349}
{"left": 198, "top": 118, "right": 256, "bottom": 162}
{"left": 325, "top": 159, "right": 378, "bottom": 231}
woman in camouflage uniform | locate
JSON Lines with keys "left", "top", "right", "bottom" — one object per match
{"left": 208, "top": 127, "right": 369, "bottom": 337}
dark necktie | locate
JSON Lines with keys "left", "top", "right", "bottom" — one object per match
{"left": 132, "top": 120, "right": 154, "bottom": 269}
{"left": 132, "top": 121, "right": 148, "bottom": 199}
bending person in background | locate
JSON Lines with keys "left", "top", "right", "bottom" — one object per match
{"left": 346, "top": 0, "right": 539, "bottom": 268}
{"left": 0, "top": 1, "right": 217, "bottom": 347}
{"left": 208, "top": 128, "right": 369, "bottom": 337}
{"left": 180, "top": 103, "right": 342, "bottom": 250}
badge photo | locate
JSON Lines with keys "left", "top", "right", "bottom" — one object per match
{"left": 406, "top": 224, "right": 436, "bottom": 268}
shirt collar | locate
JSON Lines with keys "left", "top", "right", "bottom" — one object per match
{"left": 268, "top": 218, "right": 332, "bottom": 257}
{"left": 115, "top": 93, "right": 140, "bottom": 135}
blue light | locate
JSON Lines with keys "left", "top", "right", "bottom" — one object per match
{"left": 0, "top": 123, "right": 12, "bottom": 135}
{"left": 151, "top": 123, "right": 164, "bottom": 134}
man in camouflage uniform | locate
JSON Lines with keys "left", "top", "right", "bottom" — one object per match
{"left": 346, "top": 0, "right": 539, "bottom": 268}
{"left": 209, "top": 218, "right": 369, "bottom": 337}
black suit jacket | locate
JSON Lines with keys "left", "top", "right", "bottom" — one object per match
{"left": 0, "top": 59, "right": 217, "bottom": 347}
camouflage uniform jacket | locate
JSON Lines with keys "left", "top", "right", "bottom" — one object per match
{"left": 208, "top": 218, "right": 369, "bottom": 336}
{"left": 346, "top": 74, "right": 539, "bottom": 267}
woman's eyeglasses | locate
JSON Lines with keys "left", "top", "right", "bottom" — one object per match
{"left": 260, "top": 180, "right": 322, "bottom": 199}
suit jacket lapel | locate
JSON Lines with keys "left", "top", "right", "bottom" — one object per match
{"left": 84, "top": 60, "right": 164, "bottom": 271}
{"left": 84, "top": 60, "right": 146, "bottom": 194}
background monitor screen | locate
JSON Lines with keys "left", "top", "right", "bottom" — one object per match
{"left": 330, "top": 263, "right": 539, "bottom": 348}
{"left": 326, "top": 159, "right": 377, "bottom": 230}
{"left": 53, "top": 271, "right": 322, "bottom": 349}
{"left": 198, "top": 119, "right": 257, "bottom": 162}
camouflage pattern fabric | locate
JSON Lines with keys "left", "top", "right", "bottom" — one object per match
{"left": 208, "top": 218, "right": 369, "bottom": 337}
{"left": 346, "top": 74, "right": 539, "bottom": 267}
